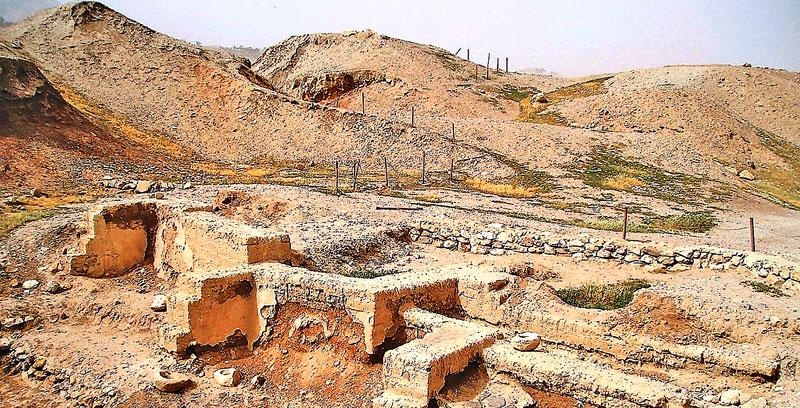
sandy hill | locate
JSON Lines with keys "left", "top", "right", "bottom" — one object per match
{"left": 1, "top": 1, "right": 798, "bottom": 212}
{"left": 1, "top": 2, "right": 483, "bottom": 173}
{"left": 253, "top": 30, "right": 567, "bottom": 120}
{"left": 0, "top": 39, "right": 189, "bottom": 191}
{"left": 251, "top": 30, "right": 800, "bottom": 209}
{"left": 547, "top": 65, "right": 800, "bottom": 207}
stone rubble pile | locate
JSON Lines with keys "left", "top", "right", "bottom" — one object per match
{"left": 407, "top": 221, "right": 800, "bottom": 294}
{"left": 99, "top": 176, "right": 193, "bottom": 193}
{"left": 1, "top": 339, "right": 119, "bottom": 407}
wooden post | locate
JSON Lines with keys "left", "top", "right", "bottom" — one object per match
{"left": 496, "top": 57, "right": 499, "bottom": 73}
{"left": 384, "top": 156, "right": 389, "bottom": 188}
{"left": 486, "top": 53, "right": 490, "bottom": 80}
{"left": 475, "top": 63, "right": 478, "bottom": 79}
{"left": 467, "top": 48, "right": 470, "bottom": 61}
{"left": 622, "top": 208, "right": 629, "bottom": 241}
{"left": 334, "top": 160, "right": 339, "bottom": 195}
{"left": 505, "top": 57, "right": 508, "bottom": 73}
{"left": 454, "top": 47, "right": 461, "bottom": 56}
{"left": 450, "top": 158, "right": 454, "bottom": 181}
{"left": 451, "top": 123, "right": 455, "bottom": 143}
{"left": 421, "top": 152, "right": 426, "bottom": 184}
{"left": 749, "top": 217, "right": 756, "bottom": 251}
{"left": 361, "top": 92, "right": 365, "bottom": 115}
{"left": 411, "top": 106, "right": 415, "bottom": 127}
{"left": 352, "top": 160, "right": 359, "bottom": 191}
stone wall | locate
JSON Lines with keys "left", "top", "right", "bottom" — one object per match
{"left": 406, "top": 221, "right": 800, "bottom": 295}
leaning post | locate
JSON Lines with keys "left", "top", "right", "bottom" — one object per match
{"left": 384, "top": 156, "right": 389, "bottom": 188}
{"left": 334, "top": 160, "right": 340, "bottom": 195}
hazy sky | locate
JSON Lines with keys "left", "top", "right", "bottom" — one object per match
{"left": 84, "top": 0, "right": 800, "bottom": 77}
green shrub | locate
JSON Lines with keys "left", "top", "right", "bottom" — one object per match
{"left": 556, "top": 279, "right": 651, "bottom": 310}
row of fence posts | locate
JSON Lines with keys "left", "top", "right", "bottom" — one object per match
{"left": 455, "top": 48, "right": 510, "bottom": 80}
{"left": 344, "top": 50, "right": 763, "bottom": 254}
{"left": 352, "top": 48, "right": 507, "bottom": 115}
{"left": 620, "top": 207, "right": 757, "bottom": 252}
{"left": 333, "top": 153, "right": 458, "bottom": 195}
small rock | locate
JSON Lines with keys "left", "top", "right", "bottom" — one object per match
{"left": 738, "top": 169, "right": 756, "bottom": 181}
{"left": 150, "top": 295, "right": 167, "bottom": 312}
{"left": 719, "top": 389, "right": 741, "bottom": 406}
{"left": 134, "top": 181, "right": 153, "bottom": 194}
{"left": 213, "top": 368, "right": 241, "bottom": 387}
{"left": 153, "top": 370, "right": 192, "bottom": 393}
{"left": 0, "top": 337, "right": 10, "bottom": 353}
{"left": 30, "top": 188, "right": 44, "bottom": 197}
{"left": 43, "top": 280, "right": 65, "bottom": 294}
{"left": 9, "top": 278, "right": 20, "bottom": 288}
{"left": 511, "top": 332, "right": 541, "bottom": 352}
{"left": 154, "top": 192, "right": 165, "bottom": 200}
{"left": 485, "top": 396, "right": 506, "bottom": 408}
{"left": 183, "top": 182, "right": 193, "bottom": 189}
{"left": 741, "top": 397, "right": 767, "bottom": 408}
{"left": 22, "top": 280, "right": 40, "bottom": 290}
{"left": 250, "top": 374, "right": 267, "bottom": 388}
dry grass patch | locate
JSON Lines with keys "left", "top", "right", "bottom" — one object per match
{"left": 741, "top": 280, "right": 787, "bottom": 298}
{"left": 465, "top": 178, "right": 539, "bottom": 198}
{"left": 59, "top": 84, "right": 195, "bottom": 160}
{"left": 557, "top": 279, "right": 651, "bottom": 310}
{"left": 1, "top": 193, "right": 99, "bottom": 237}
{"left": 0, "top": 209, "right": 58, "bottom": 238}
{"left": 517, "top": 76, "right": 612, "bottom": 125}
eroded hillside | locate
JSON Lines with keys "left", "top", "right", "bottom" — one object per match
{"left": 0, "top": 40, "right": 190, "bottom": 191}
{"left": 1, "top": 2, "right": 491, "bottom": 174}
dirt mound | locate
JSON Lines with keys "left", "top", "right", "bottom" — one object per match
{"left": 253, "top": 30, "right": 567, "bottom": 119}
{"left": 0, "top": 2, "right": 496, "bottom": 175}
{"left": 0, "top": 40, "right": 185, "bottom": 191}
{"left": 552, "top": 65, "right": 800, "bottom": 206}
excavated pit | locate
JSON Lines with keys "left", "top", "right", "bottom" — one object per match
{"left": 4, "top": 192, "right": 799, "bottom": 408}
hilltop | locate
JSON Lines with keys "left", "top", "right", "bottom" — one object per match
{"left": 253, "top": 30, "right": 567, "bottom": 119}
{"left": 1, "top": 2, "right": 483, "bottom": 173}
{"left": 0, "top": 39, "right": 190, "bottom": 191}
{"left": 0, "top": 1, "right": 797, "bottom": 246}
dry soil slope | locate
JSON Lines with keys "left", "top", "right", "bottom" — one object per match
{"left": 0, "top": 40, "right": 182, "bottom": 191}
{"left": 253, "top": 30, "right": 567, "bottom": 120}
{"left": 552, "top": 65, "right": 800, "bottom": 205}
{"left": 1, "top": 2, "right": 484, "bottom": 171}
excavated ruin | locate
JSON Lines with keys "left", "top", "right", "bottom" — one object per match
{"left": 3, "top": 189, "right": 795, "bottom": 408}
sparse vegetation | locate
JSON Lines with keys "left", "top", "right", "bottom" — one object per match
{"left": 557, "top": 279, "right": 651, "bottom": 310}
{"left": 741, "top": 280, "right": 787, "bottom": 297}
{"left": 517, "top": 76, "right": 612, "bottom": 125}
{"left": 467, "top": 147, "right": 556, "bottom": 196}
{"left": 430, "top": 47, "right": 463, "bottom": 72}
{"left": 1, "top": 193, "right": 99, "bottom": 237}
{"left": 1, "top": 208, "right": 58, "bottom": 238}
{"left": 749, "top": 127, "right": 800, "bottom": 210}
{"left": 574, "top": 211, "right": 716, "bottom": 234}
{"left": 345, "top": 266, "right": 401, "bottom": 279}
{"left": 575, "top": 148, "right": 704, "bottom": 204}
{"left": 495, "top": 84, "right": 537, "bottom": 102}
